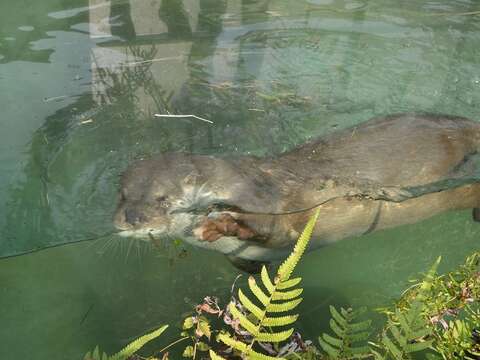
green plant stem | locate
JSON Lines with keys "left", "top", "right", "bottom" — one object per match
{"left": 155, "top": 336, "right": 189, "bottom": 355}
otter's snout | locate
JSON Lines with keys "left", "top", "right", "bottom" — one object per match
{"left": 124, "top": 208, "right": 147, "bottom": 226}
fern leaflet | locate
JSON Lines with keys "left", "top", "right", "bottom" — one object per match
{"left": 319, "top": 306, "right": 372, "bottom": 359}
{"left": 376, "top": 257, "right": 441, "bottom": 359}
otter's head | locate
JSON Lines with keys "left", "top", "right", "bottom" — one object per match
{"left": 113, "top": 153, "right": 248, "bottom": 240}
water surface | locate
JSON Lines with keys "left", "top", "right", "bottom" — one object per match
{"left": 1, "top": 0, "right": 480, "bottom": 358}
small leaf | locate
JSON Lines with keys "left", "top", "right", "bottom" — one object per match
{"left": 330, "top": 306, "right": 348, "bottom": 329}
{"left": 272, "top": 288, "right": 303, "bottom": 301}
{"left": 321, "top": 333, "right": 343, "bottom": 347}
{"left": 266, "top": 298, "right": 302, "bottom": 313}
{"left": 329, "top": 318, "right": 344, "bottom": 338}
{"left": 196, "top": 341, "right": 210, "bottom": 351}
{"left": 319, "top": 336, "right": 340, "bottom": 357}
{"left": 92, "top": 346, "right": 100, "bottom": 360}
{"left": 238, "top": 288, "right": 263, "bottom": 320}
{"left": 198, "top": 319, "right": 211, "bottom": 339}
{"left": 229, "top": 302, "right": 258, "bottom": 336}
{"left": 277, "top": 277, "right": 302, "bottom": 290}
{"left": 183, "top": 317, "right": 195, "bottom": 330}
{"left": 256, "top": 328, "right": 294, "bottom": 342}
{"left": 263, "top": 314, "right": 298, "bottom": 327}
{"left": 110, "top": 325, "right": 168, "bottom": 360}
{"left": 182, "top": 345, "right": 194, "bottom": 358}
{"left": 349, "top": 319, "right": 372, "bottom": 332}
{"left": 217, "top": 333, "right": 280, "bottom": 360}
{"left": 382, "top": 334, "right": 403, "bottom": 360}
{"left": 261, "top": 266, "right": 275, "bottom": 294}
{"left": 404, "top": 340, "right": 433, "bottom": 353}
{"left": 248, "top": 276, "right": 269, "bottom": 306}
{"left": 209, "top": 350, "right": 226, "bottom": 360}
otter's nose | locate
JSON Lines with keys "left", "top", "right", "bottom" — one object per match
{"left": 124, "top": 208, "right": 146, "bottom": 226}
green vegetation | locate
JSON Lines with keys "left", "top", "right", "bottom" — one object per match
{"left": 85, "top": 210, "right": 480, "bottom": 359}
{"left": 84, "top": 325, "right": 168, "bottom": 360}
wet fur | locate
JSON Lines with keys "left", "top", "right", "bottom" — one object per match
{"left": 114, "top": 113, "right": 480, "bottom": 265}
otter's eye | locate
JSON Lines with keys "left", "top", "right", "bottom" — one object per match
{"left": 156, "top": 196, "right": 170, "bottom": 208}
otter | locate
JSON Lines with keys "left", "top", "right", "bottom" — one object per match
{"left": 114, "top": 113, "right": 480, "bottom": 271}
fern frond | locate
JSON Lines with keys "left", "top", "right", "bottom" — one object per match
{"left": 84, "top": 346, "right": 108, "bottom": 360}
{"left": 110, "top": 325, "right": 168, "bottom": 360}
{"left": 220, "top": 210, "right": 319, "bottom": 359}
{"left": 85, "top": 325, "right": 168, "bottom": 360}
{"left": 319, "top": 306, "right": 372, "bottom": 359}
{"left": 417, "top": 256, "right": 441, "bottom": 299}
{"left": 277, "top": 209, "right": 319, "bottom": 282}
{"left": 378, "top": 257, "right": 441, "bottom": 359}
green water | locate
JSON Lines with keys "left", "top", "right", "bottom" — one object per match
{"left": 1, "top": 0, "right": 480, "bottom": 358}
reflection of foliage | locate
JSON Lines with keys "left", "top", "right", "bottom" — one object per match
{"left": 239, "top": 29, "right": 323, "bottom": 50}
{"left": 93, "top": 44, "right": 173, "bottom": 116}
{"left": 159, "top": 0, "right": 192, "bottom": 36}
{"left": 109, "top": 0, "right": 136, "bottom": 41}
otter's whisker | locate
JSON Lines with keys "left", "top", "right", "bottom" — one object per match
{"left": 101, "top": 237, "right": 117, "bottom": 257}
{"left": 119, "top": 237, "right": 126, "bottom": 256}
{"left": 97, "top": 236, "right": 115, "bottom": 255}
{"left": 125, "top": 238, "right": 135, "bottom": 262}
{"left": 142, "top": 241, "right": 152, "bottom": 257}
{"left": 135, "top": 240, "right": 142, "bottom": 264}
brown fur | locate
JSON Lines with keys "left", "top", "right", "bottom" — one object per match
{"left": 114, "top": 113, "right": 480, "bottom": 259}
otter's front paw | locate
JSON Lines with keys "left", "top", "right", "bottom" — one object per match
{"left": 193, "top": 214, "right": 256, "bottom": 242}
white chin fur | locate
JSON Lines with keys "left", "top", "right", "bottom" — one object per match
{"left": 118, "top": 228, "right": 165, "bottom": 239}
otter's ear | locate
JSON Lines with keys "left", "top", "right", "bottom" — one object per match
{"left": 226, "top": 255, "right": 270, "bottom": 274}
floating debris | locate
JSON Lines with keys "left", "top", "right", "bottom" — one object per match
{"left": 43, "top": 95, "right": 67, "bottom": 103}
{"left": 154, "top": 113, "right": 213, "bottom": 124}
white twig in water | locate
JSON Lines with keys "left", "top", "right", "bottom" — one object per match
{"left": 154, "top": 113, "right": 213, "bottom": 124}
{"left": 126, "top": 56, "right": 184, "bottom": 67}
